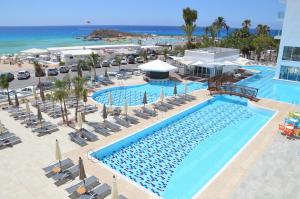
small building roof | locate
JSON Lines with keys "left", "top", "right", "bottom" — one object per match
{"left": 61, "top": 49, "right": 94, "bottom": 56}
{"left": 138, "top": 60, "right": 177, "bottom": 72}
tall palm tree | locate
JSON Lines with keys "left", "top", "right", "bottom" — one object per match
{"left": 0, "top": 74, "right": 12, "bottom": 105}
{"left": 225, "top": 25, "right": 230, "bottom": 36}
{"left": 213, "top": 17, "right": 227, "bottom": 40}
{"left": 72, "top": 76, "right": 87, "bottom": 122}
{"left": 114, "top": 55, "right": 122, "bottom": 71}
{"left": 33, "top": 61, "right": 44, "bottom": 88}
{"left": 204, "top": 26, "right": 209, "bottom": 36}
{"left": 256, "top": 24, "right": 270, "bottom": 36}
{"left": 77, "top": 60, "right": 85, "bottom": 78}
{"left": 53, "top": 79, "right": 70, "bottom": 124}
{"left": 182, "top": 7, "right": 198, "bottom": 49}
{"left": 242, "top": 19, "right": 252, "bottom": 30}
{"left": 87, "top": 52, "right": 99, "bottom": 82}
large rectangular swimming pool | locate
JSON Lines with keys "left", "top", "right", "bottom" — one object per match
{"left": 91, "top": 95, "right": 275, "bottom": 198}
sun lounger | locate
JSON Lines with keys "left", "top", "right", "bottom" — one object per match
{"left": 142, "top": 107, "right": 157, "bottom": 116}
{"left": 103, "top": 121, "right": 121, "bottom": 132}
{"left": 80, "top": 128, "right": 98, "bottom": 142}
{"left": 32, "top": 122, "right": 53, "bottom": 131}
{"left": 153, "top": 103, "right": 168, "bottom": 112}
{"left": 69, "top": 132, "right": 88, "bottom": 146}
{"left": 0, "top": 136, "right": 21, "bottom": 149}
{"left": 119, "top": 195, "right": 128, "bottom": 199}
{"left": 133, "top": 109, "right": 150, "bottom": 119}
{"left": 35, "top": 125, "right": 59, "bottom": 135}
{"left": 172, "top": 96, "right": 186, "bottom": 104}
{"left": 113, "top": 116, "right": 130, "bottom": 127}
{"left": 10, "top": 110, "right": 26, "bottom": 117}
{"left": 121, "top": 115, "right": 139, "bottom": 124}
{"left": 14, "top": 113, "right": 34, "bottom": 120}
{"left": 0, "top": 132, "right": 15, "bottom": 141}
{"left": 66, "top": 176, "right": 100, "bottom": 195}
{"left": 43, "top": 158, "right": 74, "bottom": 173}
{"left": 88, "top": 123, "right": 111, "bottom": 136}
{"left": 88, "top": 183, "right": 111, "bottom": 199}
{"left": 53, "top": 165, "right": 80, "bottom": 186}
{"left": 166, "top": 98, "right": 181, "bottom": 106}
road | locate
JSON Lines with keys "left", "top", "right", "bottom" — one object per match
{"left": 8, "top": 64, "right": 139, "bottom": 90}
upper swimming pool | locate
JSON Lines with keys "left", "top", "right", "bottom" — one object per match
{"left": 237, "top": 66, "right": 300, "bottom": 104}
{"left": 90, "top": 95, "right": 274, "bottom": 198}
{"left": 92, "top": 80, "right": 206, "bottom": 106}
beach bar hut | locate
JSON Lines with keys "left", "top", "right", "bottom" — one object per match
{"left": 138, "top": 60, "right": 177, "bottom": 80}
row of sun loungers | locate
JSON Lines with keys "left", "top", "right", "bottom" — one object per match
{"left": 43, "top": 158, "right": 127, "bottom": 199}
{"left": 69, "top": 128, "right": 99, "bottom": 146}
{"left": 79, "top": 105, "right": 98, "bottom": 114}
{"left": 0, "top": 130, "right": 21, "bottom": 150}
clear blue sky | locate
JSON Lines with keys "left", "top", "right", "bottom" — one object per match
{"left": 0, "top": 0, "right": 285, "bottom": 28}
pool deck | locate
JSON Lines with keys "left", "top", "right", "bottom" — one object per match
{"left": 0, "top": 74, "right": 298, "bottom": 199}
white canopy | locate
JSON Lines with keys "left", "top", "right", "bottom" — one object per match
{"left": 21, "top": 48, "right": 49, "bottom": 55}
{"left": 233, "top": 57, "right": 253, "bottom": 66}
{"left": 138, "top": 60, "right": 177, "bottom": 72}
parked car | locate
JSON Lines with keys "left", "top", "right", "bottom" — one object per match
{"left": 121, "top": 58, "right": 127, "bottom": 65}
{"left": 102, "top": 60, "right": 110, "bottom": 67}
{"left": 0, "top": 73, "right": 14, "bottom": 82}
{"left": 127, "top": 56, "right": 136, "bottom": 64}
{"left": 148, "top": 54, "right": 157, "bottom": 60}
{"left": 17, "top": 70, "right": 31, "bottom": 80}
{"left": 71, "top": 65, "right": 78, "bottom": 72}
{"left": 47, "top": 68, "right": 59, "bottom": 76}
{"left": 110, "top": 59, "right": 120, "bottom": 66}
{"left": 135, "top": 57, "right": 144, "bottom": 63}
{"left": 59, "top": 66, "right": 69, "bottom": 73}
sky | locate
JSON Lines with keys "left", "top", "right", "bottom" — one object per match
{"left": 0, "top": 0, "right": 285, "bottom": 29}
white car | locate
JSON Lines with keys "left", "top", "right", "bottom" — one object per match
{"left": 121, "top": 59, "right": 127, "bottom": 65}
{"left": 102, "top": 60, "right": 110, "bottom": 67}
{"left": 17, "top": 70, "right": 31, "bottom": 80}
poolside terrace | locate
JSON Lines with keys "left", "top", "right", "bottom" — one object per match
{"left": 0, "top": 67, "right": 299, "bottom": 199}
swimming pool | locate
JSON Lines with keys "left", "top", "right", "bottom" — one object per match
{"left": 90, "top": 95, "right": 274, "bottom": 198}
{"left": 92, "top": 80, "right": 206, "bottom": 106}
{"left": 237, "top": 66, "right": 300, "bottom": 104}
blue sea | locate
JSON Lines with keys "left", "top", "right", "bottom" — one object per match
{"left": 0, "top": 25, "right": 279, "bottom": 54}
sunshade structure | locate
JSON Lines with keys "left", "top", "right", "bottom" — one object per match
{"left": 123, "top": 99, "right": 128, "bottom": 117}
{"left": 138, "top": 60, "right": 177, "bottom": 79}
{"left": 55, "top": 139, "right": 62, "bottom": 168}
{"left": 173, "top": 82, "right": 177, "bottom": 96}
{"left": 143, "top": 91, "right": 148, "bottom": 107}
{"left": 37, "top": 105, "right": 43, "bottom": 127}
{"left": 78, "top": 157, "right": 87, "bottom": 185}
{"left": 108, "top": 92, "right": 113, "bottom": 112}
{"left": 160, "top": 87, "right": 165, "bottom": 102}
{"left": 77, "top": 112, "right": 83, "bottom": 130}
{"left": 20, "top": 48, "right": 49, "bottom": 56}
{"left": 111, "top": 175, "right": 118, "bottom": 199}
{"left": 102, "top": 104, "right": 107, "bottom": 121}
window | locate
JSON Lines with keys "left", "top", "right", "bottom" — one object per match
{"left": 282, "top": 46, "right": 300, "bottom": 61}
{"left": 279, "top": 65, "right": 300, "bottom": 82}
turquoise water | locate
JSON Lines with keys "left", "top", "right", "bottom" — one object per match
{"left": 0, "top": 26, "right": 278, "bottom": 54}
{"left": 92, "top": 80, "right": 206, "bottom": 106}
{"left": 91, "top": 95, "right": 274, "bottom": 198}
{"left": 237, "top": 66, "right": 300, "bottom": 104}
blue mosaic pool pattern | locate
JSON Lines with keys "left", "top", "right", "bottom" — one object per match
{"left": 92, "top": 80, "right": 206, "bottom": 106}
{"left": 94, "top": 99, "right": 255, "bottom": 196}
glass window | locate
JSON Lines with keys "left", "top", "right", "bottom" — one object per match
{"left": 282, "top": 46, "right": 300, "bottom": 61}
{"left": 279, "top": 65, "right": 300, "bottom": 82}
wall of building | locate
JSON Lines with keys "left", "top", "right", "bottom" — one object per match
{"left": 276, "top": 0, "right": 300, "bottom": 80}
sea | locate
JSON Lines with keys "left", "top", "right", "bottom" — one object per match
{"left": 0, "top": 25, "right": 279, "bottom": 55}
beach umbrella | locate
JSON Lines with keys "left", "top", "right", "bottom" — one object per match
{"left": 37, "top": 105, "right": 43, "bottom": 127}
{"left": 123, "top": 99, "right": 128, "bottom": 117}
{"left": 173, "top": 82, "right": 177, "bottom": 96}
{"left": 108, "top": 92, "right": 113, "bottom": 111}
{"left": 77, "top": 112, "right": 83, "bottom": 130}
{"left": 111, "top": 175, "right": 118, "bottom": 199}
{"left": 143, "top": 91, "right": 148, "bottom": 108}
{"left": 14, "top": 93, "right": 19, "bottom": 107}
{"left": 33, "top": 87, "right": 37, "bottom": 101}
{"left": 79, "top": 157, "right": 87, "bottom": 185}
{"left": 102, "top": 104, "right": 107, "bottom": 121}
{"left": 104, "top": 69, "right": 109, "bottom": 78}
{"left": 40, "top": 87, "right": 45, "bottom": 102}
{"left": 55, "top": 139, "right": 62, "bottom": 168}
{"left": 160, "top": 87, "right": 165, "bottom": 102}
{"left": 184, "top": 82, "right": 188, "bottom": 98}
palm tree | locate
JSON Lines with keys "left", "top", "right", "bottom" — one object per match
{"left": 114, "top": 55, "right": 122, "bottom": 71}
{"left": 72, "top": 76, "right": 87, "bottom": 122}
{"left": 256, "top": 24, "right": 270, "bottom": 36}
{"left": 0, "top": 74, "right": 12, "bottom": 105}
{"left": 225, "top": 25, "right": 230, "bottom": 36}
{"left": 242, "top": 19, "right": 251, "bottom": 30}
{"left": 33, "top": 61, "right": 44, "bottom": 88}
{"left": 77, "top": 60, "right": 85, "bottom": 78}
{"left": 182, "top": 7, "right": 198, "bottom": 49}
{"left": 213, "top": 17, "right": 227, "bottom": 40}
{"left": 53, "top": 79, "right": 70, "bottom": 124}
{"left": 87, "top": 52, "right": 99, "bottom": 82}
{"left": 204, "top": 26, "right": 209, "bottom": 36}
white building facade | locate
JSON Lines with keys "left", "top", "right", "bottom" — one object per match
{"left": 275, "top": 0, "right": 300, "bottom": 82}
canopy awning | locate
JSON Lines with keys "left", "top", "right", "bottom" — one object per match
{"left": 138, "top": 60, "right": 177, "bottom": 72}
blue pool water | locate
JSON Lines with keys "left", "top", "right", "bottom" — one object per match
{"left": 91, "top": 95, "right": 274, "bottom": 198}
{"left": 237, "top": 66, "right": 300, "bottom": 104}
{"left": 92, "top": 80, "right": 206, "bottom": 106}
